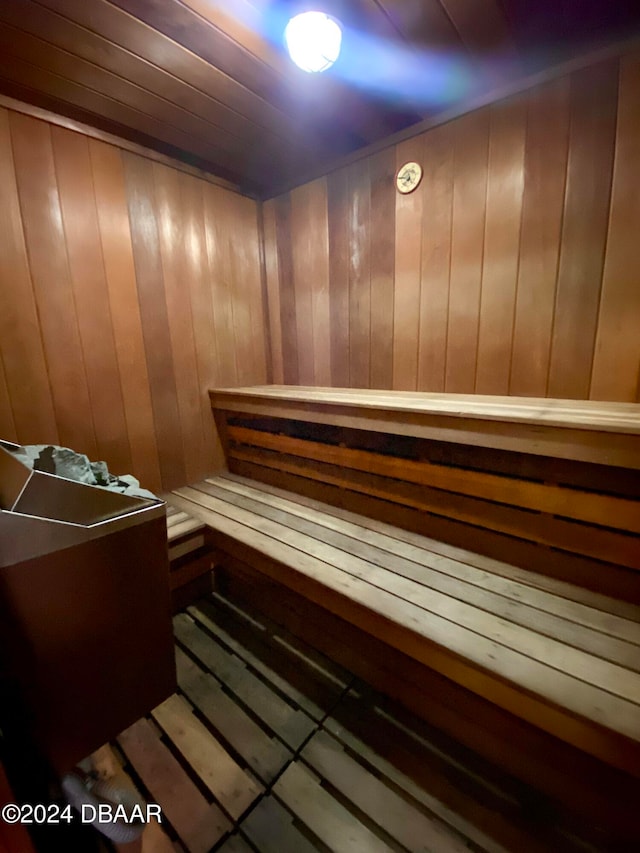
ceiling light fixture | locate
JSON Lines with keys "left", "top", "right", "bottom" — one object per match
{"left": 285, "top": 11, "right": 342, "bottom": 73}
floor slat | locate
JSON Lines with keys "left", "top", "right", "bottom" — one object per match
{"left": 243, "top": 796, "right": 321, "bottom": 853}
{"left": 301, "top": 729, "right": 471, "bottom": 853}
{"left": 174, "top": 612, "right": 315, "bottom": 749}
{"left": 113, "top": 593, "right": 607, "bottom": 853}
{"left": 151, "top": 694, "right": 263, "bottom": 820}
{"left": 190, "top": 597, "right": 348, "bottom": 720}
{"left": 175, "top": 645, "right": 292, "bottom": 783}
{"left": 118, "top": 717, "right": 231, "bottom": 853}
{"left": 273, "top": 761, "right": 395, "bottom": 853}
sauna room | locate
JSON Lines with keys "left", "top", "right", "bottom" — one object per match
{"left": 0, "top": 1, "right": 639, "bottom": 851}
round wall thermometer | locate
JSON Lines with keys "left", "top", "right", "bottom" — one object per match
{"left": 396, "top": 161, "right": 423, "bottom": 194}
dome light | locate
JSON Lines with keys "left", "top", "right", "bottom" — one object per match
{"left": 285, "top": 11, "right": 342, "bottom": 73}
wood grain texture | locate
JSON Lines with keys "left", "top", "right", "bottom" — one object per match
{"left": 393, "top": 136, "right": 424, "bottom": 390}
{"left": 10, "top": 112, "right": 97, "bottom": 455}
{"left": 0, "top": 21, "right": 263, "bottom": 171}
{"left": 118, "top": 717, "right": 231, "bottom": 852}
{"left": 109, "top": 0, "right": 385, "bottom": 149}
{"left": 348, "top": 158, "right": 372, "bottom": 388}
{"left": 264, "top": 51, "right": 640, "bottom": 402}
{"left": 262, "top": 202, "right": 284, "bottom": 384}
{"left": 301, "top": 730, "right": 471, "bottom": 853}
{"left": 547, "top": 62, "right": 618, "bottom": 399}
{"left": 237, "top": 194, "right": 268, "bottom": 387}
{"left": 151, "top": 693, "right": 263, "bottom": 819}
{"left": 290, "top": 182, "right": 317, "bottom": 386}
{"left": 274, "top": 761, "right": 394, "bottom": 853}
{"left": 0, "top": 108, "right": 57, "bottom": 444}
{"left": 226, "top": 192, "right": 258, "bottom": 386}
{"left": 211, "top": 474, "right": 640, "bottom": 624}
{"left": 446, "top": 109, "right": 490, "bottom": 393}
{"left": 327, "top": 168, "right": 350, "bottom": 387}
{"left": 274, "top": 194, "right": 298, "bottom": 385}
{"left": 230, "top": 456, "right": 640, "bottom": 605}
{"left": 210, "top": 386, "right": 640, "bottom": 471}
{"left": 222, "top": 564, "right": 640, "bottom": 850}
{"left": 0, "top": 0, "right": 280, "bottom": 151}
{"left": 34, "top": 0, "right": 307, "bottom": 151}
{"left": 418, "top": 124, "right": 453, "bottom": 392}
{"left": 178, "top": 172, "right": 220, "bottom": 475}
{"left": 172, "top": 479, "right": 640, "bottom": 769}
{"left": 590, "top": 53, "right": 640, "bottom": 402}
{"left": 0, "top": 47, "right": 257, "bottom": 186}
{"left": 369, "top": 147, "right": 396, "bottom": 389}
{"left": 52, "top": 125, "right": 132, "bottom": 473}
{"left": 262, "top": 201, "right": 284, "bottom": 384}
{"left": 90, "top": 138, "right": 162, "bottom": 492}
{"left": 203, "top": 182, "right": 238, "bottom": 387}
{"left": 0, "top": 105, "right": 267, "bottom": 488}
{"left": 307, "top": 181, "right": 331, "bottom": 387}
{"left": 510, "top": 77, "right": 570, "bottom": 396}
{"left": 475, "top": 95, "right": 526, "bottom": 394}
{"left": 0, "top": 355, "right": 17, "bottom": 444}
{"left": 153, "top": 161, "right": 205, "bottom": 483}
{"left": 6, "top": 0, "right": 322, "bottom": 191}
{"left": 0, "top": 0, "right": 634, "bottom": 196}
{"left": 226, "top": 447, "right": 639, "bottom": 568}
{"left": 225, "top": 426, "right": 640, "bottom": 535}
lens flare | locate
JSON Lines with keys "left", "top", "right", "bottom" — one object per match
{"left": 285, "top": 11, "right": 342, "bottom": 73}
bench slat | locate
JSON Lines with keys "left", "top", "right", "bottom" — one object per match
{"left": 195, "top": 480, "right": 640, "bottom": 669}
{"left": 167, "top": 510, "right": 191, "bottom": 527}
{"left": 220, "top": 472, "right": 640, "bottom": 623}
{"left": 175, "top": 486, "right": 640, "bottom": 702}
{"left": 206, "top": 387, "right": 640, "bottom": 788}
{"left": 210, "top": 386, "right": 640, "bottom": 468}
{"left": 229, "top": 446, "right": 640, "bottom": 569}
{"left": 227, "top": 425, "right": 640, "bottom": 534}
{"left": 232, "top": 456, "right": 640, "bottom": 605}
{"left": 211, "top": 476, "right": 640, "bottom": 642}
{"left": 203, "top": 537, "right": 640, "bottom": 774}
{"left": 167, "top": 517, "right": 206, "bottom": 542}
{"left": 212, "top": 386, "right": 640, "bottom": 432}
{"left": 169, "top": 487, "right": 640, "bottom": 745}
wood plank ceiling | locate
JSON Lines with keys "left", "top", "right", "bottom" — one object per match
{"left": 0, "top": 0, "right": 639, "bottom": 198}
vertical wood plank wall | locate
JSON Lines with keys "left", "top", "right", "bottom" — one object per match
{"left": 0, "top": 108, "right": 267, "bottom": 494}
{"left": 263, "top": 52, "right": 640, "bottom": 402}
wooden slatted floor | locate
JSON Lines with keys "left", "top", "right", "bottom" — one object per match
{"left": 113, "top": 593, "right": 602, "bottom": 853}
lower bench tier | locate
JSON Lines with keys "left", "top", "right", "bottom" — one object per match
{"left": 165, "top": 473, "right": 640, "bottom": 783}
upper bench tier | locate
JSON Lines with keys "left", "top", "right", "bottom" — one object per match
{"left": 209, "top": 386, "right": 640, "bottom": 470}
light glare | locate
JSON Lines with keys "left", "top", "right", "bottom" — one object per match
{"left": 285, "top": 11, "right": 342, "bottom": 73}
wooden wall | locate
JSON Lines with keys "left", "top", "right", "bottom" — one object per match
{"left": 263, "top": 51, "right": 640, "bottom": 402}
{"left": 0, "top": 107, "right": 267, "bottom": 494}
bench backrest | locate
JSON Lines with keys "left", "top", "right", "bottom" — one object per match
{"left": 210, "top": 387, "right": 640, "bottom": 602}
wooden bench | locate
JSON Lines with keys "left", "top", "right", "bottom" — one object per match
{"left": 165, "top": 504, "right": 214, "bottom": 607}
{"left": 166, "top": 386, "right": 640, "bottom": 840}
